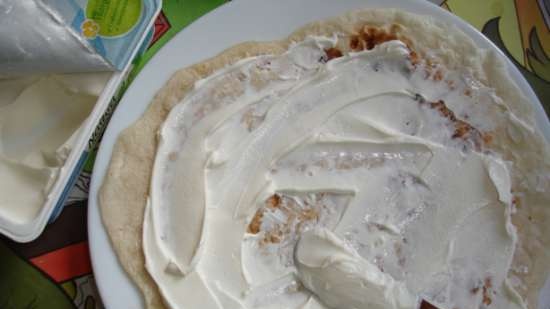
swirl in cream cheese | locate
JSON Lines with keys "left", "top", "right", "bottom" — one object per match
{"left": 143, "top": 37, "right": 526, "bottom": 309}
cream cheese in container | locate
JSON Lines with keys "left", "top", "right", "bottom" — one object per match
{"left": 0, "top": 0, "right": 161, "bottom": 242}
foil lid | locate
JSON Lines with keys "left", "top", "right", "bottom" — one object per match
{"left": 0, "top": 0, "right": 160, "bottom": 77}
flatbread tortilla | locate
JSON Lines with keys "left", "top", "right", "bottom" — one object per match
{"left": 99, "top": 9, "right": 550, "bottom": 309}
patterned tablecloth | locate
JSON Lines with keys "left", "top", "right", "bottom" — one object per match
{"left": 1, "top": 0, "right": 548, "bottom": 308}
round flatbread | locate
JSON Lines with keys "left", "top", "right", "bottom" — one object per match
{"left": 100, "top": 9, "right": 550, "bottom": 309}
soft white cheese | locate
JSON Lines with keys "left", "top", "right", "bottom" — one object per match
{"left": 143, "top": 37, "right": 525, "bottom": 309}
{"left": 0, "top": 73, "right": 109, "bottom": 224}
{"left": 295, "top": 227, "right": 418, "bottom": 309}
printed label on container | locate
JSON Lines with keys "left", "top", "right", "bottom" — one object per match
{"left": 42, "top": 0, "right": 161, "bottom": 70}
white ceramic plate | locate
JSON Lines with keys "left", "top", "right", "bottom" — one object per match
{"left": 88, "top": 0, "right": 550, "bottom": 308}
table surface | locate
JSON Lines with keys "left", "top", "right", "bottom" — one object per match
{"left": 1, "top": 0, "right": 549, "bottom": 308}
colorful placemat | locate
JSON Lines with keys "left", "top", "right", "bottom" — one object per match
{"left": 1, "top": 0, "right": 548, "bottom": 308}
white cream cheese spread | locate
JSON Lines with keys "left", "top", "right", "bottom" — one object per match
{"left": 0, "top": 73, "right": 109, "bottom": 225}
{"left": 143, "top": 37, "right": 528, "bottom": 309}
{"left": 295, "top": 227, "right": 417, "bottom": 309}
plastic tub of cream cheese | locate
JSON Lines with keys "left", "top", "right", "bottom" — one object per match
{"left": 0, "top": 0, "right": 161, "bottom": 242}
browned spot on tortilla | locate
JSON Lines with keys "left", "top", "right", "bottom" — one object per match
{"left": 482, "top": 277, "right": 493, "bottom": 306}
{"left": 248, "top": 194, "right": 327, "bottom": 246}
{"left": 482, "top": 132, "right": 493, "bottom": 145}
{"left": 362, "top": 26, "right": 398, "bottom": 50}
{"left": 452, "top": 120, "right": 473, "bottom": 138}
{"left": 349, "top": 36, "right": 363, "bottom": 51}
{"left": 266, "top": 194, "right": 281, "bottom": 209}
{"left": 247, "top": 210, "right": 263, "bottom": 234}
{"left": 420, "top": 99, "right": 484, "bottom": 150}
{"left": 420, "top": 300, "right": 440, "bottom": 309}
{"left": 248, "top": 194, "right": 282, "bottom": 234}
{"left": 428, "top": 100, "right": 456, "bottom": 120}
{"left": 349, "top": 25, "right": 404, "bottom": 52}
{"left": 433, "top": 69, "right": 444, "bottom": 81}
{"left": 324, "top": 47, "right": 343, "bottom": 60}
{"left": 409, "top": 50, "right": 420, "bottom": 66}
